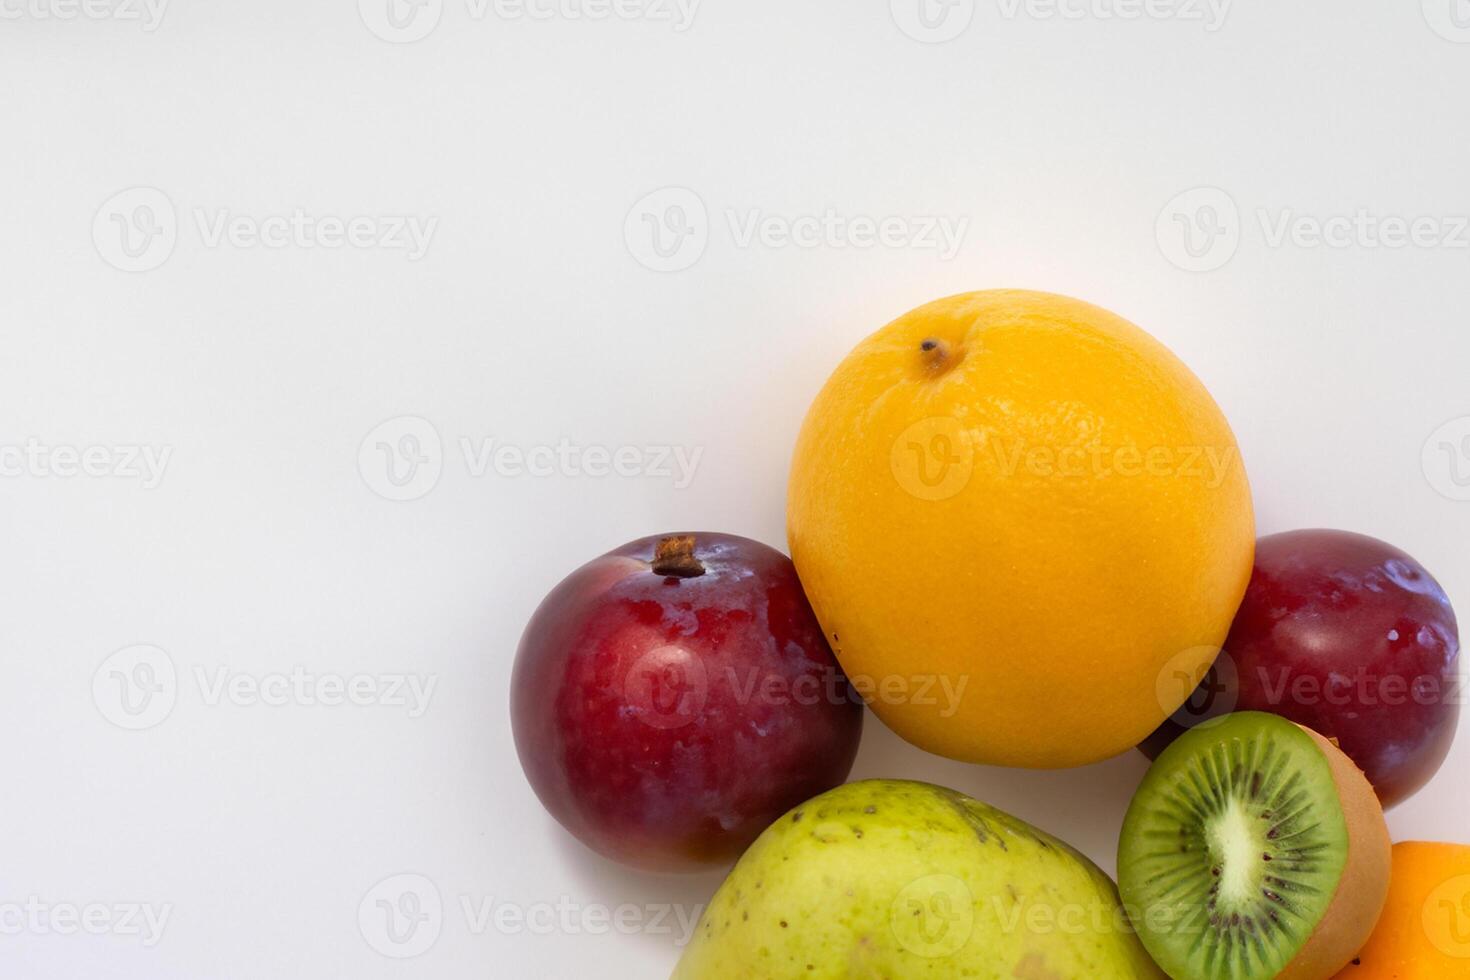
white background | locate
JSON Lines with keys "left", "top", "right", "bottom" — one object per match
{"left": 3, "top": 1, "right": 1469, "bottom": 977}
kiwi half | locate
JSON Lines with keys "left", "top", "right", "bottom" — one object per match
{"left": 1118, "top": 712, "right": 1390, "bottom": 980}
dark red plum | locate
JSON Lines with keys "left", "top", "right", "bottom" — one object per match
{"left": 511, "top": 533, "right": 863, "bottom": 872}
{"left": 1141, "top": 529, "right": 1460, "bottom": 808}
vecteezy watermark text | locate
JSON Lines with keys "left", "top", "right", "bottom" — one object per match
{"left": 92, "top": 645, "right": 438, "bottom": 731}
{"left": 725, "top": 209, "right": 968, "bottom": 260}
{"left": 0, "top": 439, "right": 171, "bottom": 489}
{"left": 358, "top": 0, "right": 699, "bottom": 43}
{"left": 995, "top": 0, "right": 1230, "bottom": 29}
{"left": 460, "top": 895, "right": 703, "bottom": 945}
{"left": 358, "top": 416, "right": 703, "bottom": 502}
{"left": 623, "top": 655, "right": 971, "bottom": 731}
{"left": 1157, "top": 649, "right": 1465, "bottom": 736}
{"left": 624, "top": 187, "right": 970, "bottom": 272}
{"left": 459, "top": 437, "right": 701, "bottom": 487}
{"left": 0, "top": 898, "right": 172, "bottom": 947}
{"left": 358, "top": 874, "right": 703, "bottom": 959}
{"left": 93, "top": 187, "right": 438, "bottom": 273}
{"left": 192, "top": 209, "right": 436, "bottom": 260}
{"left": 193, "top": 666, "right": 437, "bottom": 716}
{"left": 482, "top": 0, "right": 698, "bottom": 29}
{"left": 890, "top": 417, "right": 1239, "bottom": 502}
{"left": 0, "top": 0, "right": 168, "bottom": 30}
{"left": 889, "top": 0, "right": 1229, "bottom": 43}
{"left": 1158, "top": 186, "right": 1470, "bottom": 272}
{"left": 1257, "top": 209, "right": 1470, "bottom": 251}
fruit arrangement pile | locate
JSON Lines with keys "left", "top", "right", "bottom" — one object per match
{"left": 510, "top": 291, "right": 1464, "bottom": 979}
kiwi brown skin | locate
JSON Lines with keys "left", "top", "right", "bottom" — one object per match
{"left": 1275, "top": 725, "right": 1391, "bottom": 980}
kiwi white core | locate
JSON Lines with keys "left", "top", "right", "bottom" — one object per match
{"left": 1207, "top": 798, "right": 1261, "bottom": 906}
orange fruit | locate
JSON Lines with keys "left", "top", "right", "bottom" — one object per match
{"left": 1333, "top": 841, "right": 1470, "bottom": 979}
{"left": 786, "top": 290, "right": 1255, "bottom": 767}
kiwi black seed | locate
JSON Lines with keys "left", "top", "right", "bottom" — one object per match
{"left": 1117, "top": 712, "right": 1351, "bottom": 980}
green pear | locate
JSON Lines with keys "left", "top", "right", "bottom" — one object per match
{"left": 672, "top": 780, "right": 1163, "bottom": 979}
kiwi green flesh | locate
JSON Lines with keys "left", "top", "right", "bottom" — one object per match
{"left": 1118, "top": 712, "right": 1349, "bottom": 980}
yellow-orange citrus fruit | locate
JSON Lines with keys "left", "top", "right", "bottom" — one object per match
{"left": 787, "top": 290, "right": 1255, "bottom": 768}
{"left": 1333, "top": 841, "right": 1470, "bottom": 979}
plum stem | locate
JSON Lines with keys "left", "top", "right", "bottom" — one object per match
{"left": 652, "top": 535, "right": 706, "bottom": 578}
